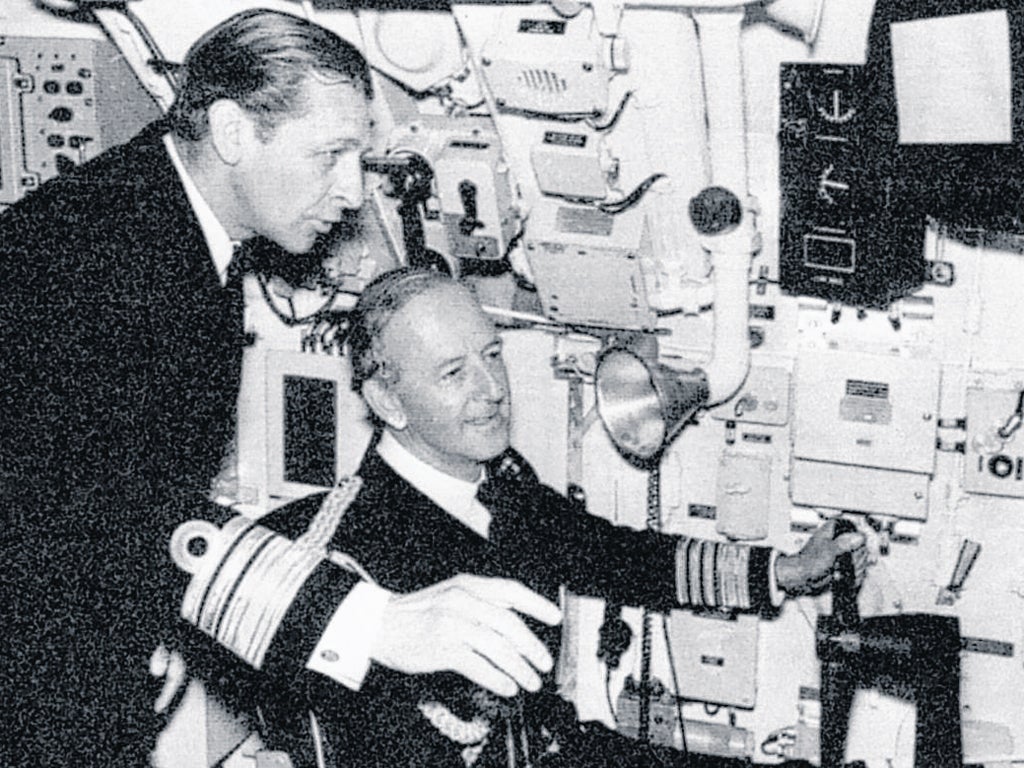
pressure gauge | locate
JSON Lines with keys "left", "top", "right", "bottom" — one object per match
{"left": 807, "top": 66, "right": 859, "bottom": 137}
{"left": 814, "top": 88, "right": 857, "bottom": 126}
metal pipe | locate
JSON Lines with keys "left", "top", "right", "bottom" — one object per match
{"left": 668, "top": 10, "right": 756, "bottom": 407}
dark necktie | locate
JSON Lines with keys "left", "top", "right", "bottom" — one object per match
{"left": 477, "top": 452, "right": 535, "bottom": 547}
{"left": 224, "top": 241, "right": 253, "bottom": 347}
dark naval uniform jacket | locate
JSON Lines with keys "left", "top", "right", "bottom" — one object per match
{"left": 0, "top": 121, "right": 364, "bottom": 766}
{"left": 257, "top": 446, "right": 778, "bottom": 768}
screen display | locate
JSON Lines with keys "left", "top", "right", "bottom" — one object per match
{"left": 282, "top": 375, "right": 337, "bottom": 487}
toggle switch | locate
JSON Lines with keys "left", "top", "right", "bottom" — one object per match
{"left": 936, "top": 539, "right": 981, "bottom": 605}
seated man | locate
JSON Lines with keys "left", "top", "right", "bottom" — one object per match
{"left": 257, "top": 267, "right": 865, "bottom": 767}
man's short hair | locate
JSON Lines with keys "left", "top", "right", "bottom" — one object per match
{"left": 347, "top": 267, "right": 459, "bottom": 393}
{"left": 167, "top": 9, "right": 373, "bottom": 142}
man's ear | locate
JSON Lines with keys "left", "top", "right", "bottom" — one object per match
{"left": 362, "top": 377, "right": 408, "bottom": 431}
{"left": 206, "top": 99, "right": 253, "bottom": 166}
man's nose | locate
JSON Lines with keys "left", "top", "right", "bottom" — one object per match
{"left": 330, "top": 153, "right": 364, "bottom": 209}
{"left": 472, "top": 359, "right": 507, "bottom": 401}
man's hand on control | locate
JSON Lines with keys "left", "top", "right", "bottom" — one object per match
{"left": 369, "top": 574, "right": 562, "bottom": 698}
{"left": 775, "top": 519, "right": 868, "bottom": 596}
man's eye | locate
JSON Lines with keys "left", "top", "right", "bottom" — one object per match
{"left": 320, "top": 150, "right": 345, "bottom": 168}
{"left": 443, "top": 366, "right": 463, "bottom": 380}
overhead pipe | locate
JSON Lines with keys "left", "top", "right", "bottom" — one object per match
{"left": 681, "top": 8, "right": 758, "bottom": 408}
{"left": 679, "top": 0, "right": 823, "bottom": 406}
{"left": 596, "top": 1, "right": 826, "bottom": 461}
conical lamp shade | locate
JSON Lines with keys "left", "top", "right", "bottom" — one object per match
{"left": 595, "top": 344, "right": 709, "bottom": 462}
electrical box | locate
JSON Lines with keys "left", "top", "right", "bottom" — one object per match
{"left": 715, "top": 452, "right": 771, "bottom": 541}
{"left": 0, "top": 36, "right": 161, "bottom": 206}
{"left": 665, "top": 611, "right": 759, "bottom": 708}
{"left": 616, "top": 680, "right": 755, "bottom": 759}
{"left": 790, "top": 459, "right": 930, "bottom": 519}
{"left": 434, "top": 134, "right": 517, "bottom": 261}
{"left": 964, "top": 387, "right": 1024, "bottom": 499}
{"left": 477, "top": 5, "right": 610, "bottom": 117}
{"left": 793, "top": 348, "right": 939, "bottom": 472}
{"left": 790, "top": 348, "right": 939, "bottom": 518}
{"left": 530, "top": 127, "right": 608, "bottom": 200}
{"left": 524, "top": 200, "right": 655, "bottom": 329}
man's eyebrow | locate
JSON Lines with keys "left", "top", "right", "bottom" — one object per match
{"left": 436, "top": 354, "right": 467, "bottom": 373}
{"left": 316, "top": 137, "right": 365, "bottom": 151}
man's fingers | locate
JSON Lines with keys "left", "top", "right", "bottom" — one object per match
{"left": 457, "top": 625, "right": 545, "bottom": 695}
{"left": 449, "top": 652, "right": 520, "bottom": 698}
{"left": 466, "top": 597, "right": 554, "bottom": 675}
{"left": 834, "top": 532, "right": 865, "bottom": 554}
{"left": 372, "top": 576, "right": 558, "bottom": 695}
{"left": 451, "top": 575, "right": 562, "bottom": 626}
{"left": 441, "top": 588, "right": 554, "bottom": 696}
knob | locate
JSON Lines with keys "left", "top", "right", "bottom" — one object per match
{"left": 689, "top": 186, "right": 742, "bottom": 235}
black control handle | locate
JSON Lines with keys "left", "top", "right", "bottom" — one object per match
{"left": 831, "top": 518, "right": 860, "bottom": 628}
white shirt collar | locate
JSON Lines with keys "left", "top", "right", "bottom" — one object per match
{"left": 376, "top": 430, "right": 492, "bottom": 540}
{"left": 163, "top": 133, "right": 236, "bottom": 286}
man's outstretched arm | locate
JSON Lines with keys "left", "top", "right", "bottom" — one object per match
{"left": 172, "top": 500, "right": 561, "bottom": 699}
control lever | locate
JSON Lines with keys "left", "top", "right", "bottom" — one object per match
{"left": 816, "top": 518, "right": 963, "bottom": 768}
{"left": 361, "top": 154, "right": 449, "bottom": 273}
{"left": 830, "top": 518, "right": 860, "bottom": 629}
{"left": 817, "top": 518, "right": 862, "bottom": 768}
{"left": 457, "top": 180, "right": 484, "bottom": 236}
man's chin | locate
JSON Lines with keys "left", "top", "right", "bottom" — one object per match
{"left": 481, "top": 446, "right": 509, "bottom": 463}
{"left": 273, "top": 228, "right": 319, "bottom": 255}
{"left": 287, "top": 238, "right": 318, "bottom": 255}
{"left": 475, "top": 433, "right": 511, "bottom": 463}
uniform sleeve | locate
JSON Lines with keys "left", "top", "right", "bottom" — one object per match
{"left": 531, "top": 485, "right": 779, "bottom": 615}
{"left": 672, "top": 536, "right": 778, "bottom": 612}
{"left": 172, "top": 489, "right": 376, "bottom": 686}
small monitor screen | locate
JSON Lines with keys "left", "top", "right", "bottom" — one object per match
{"left": 891, "top": 10, "right": 1012, "bottom": 145}
{"left": 282, "top": 375, "right": 337, "bottom": 487}
{"left": 249, "top": 349, "right": 372, "bottom": 505}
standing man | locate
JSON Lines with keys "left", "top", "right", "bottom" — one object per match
{"left": 0, "top": 12, "right": 558, "bottom": 766}
{"left": 251, "top": 267, "right": 867, "bottom": 767}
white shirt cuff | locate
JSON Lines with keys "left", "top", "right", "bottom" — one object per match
{"left": 305, "top": 580, "right": 392, "bottom": 690}
{"left": 768, "top": 549, "right": 787, "bottom": 607}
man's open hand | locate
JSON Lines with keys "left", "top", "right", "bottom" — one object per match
{"left": 369, "top": 574, "right": 562, "bottom": 697}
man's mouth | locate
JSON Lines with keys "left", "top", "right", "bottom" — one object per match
{"left": 466, "top": 411, "right": 505, "bottom": 427}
